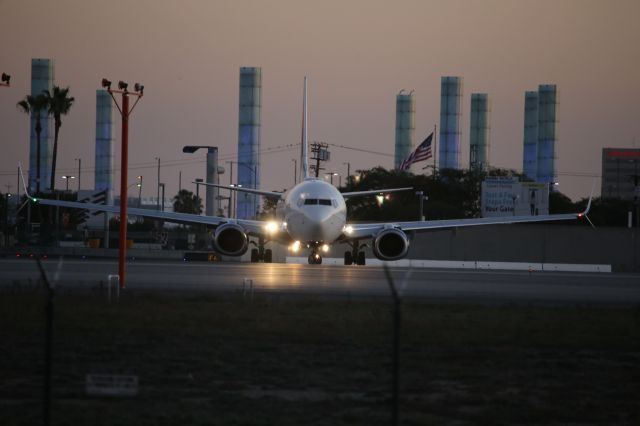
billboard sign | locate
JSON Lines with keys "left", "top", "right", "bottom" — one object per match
{"left": 481, "top": 178, "right": 548, "bottom": 217}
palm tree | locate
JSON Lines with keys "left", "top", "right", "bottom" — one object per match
{"left": 17, "top": 94, "right": 48, "bottom": 193}
{"left": 43, "top": 86, "right": 74, "bottom": 192}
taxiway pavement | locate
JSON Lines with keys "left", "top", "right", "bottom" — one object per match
{"left": 1, "top": 258, "right": 639, "bottom": 304}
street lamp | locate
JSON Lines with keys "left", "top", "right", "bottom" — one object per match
{"left": 75, "top": 158, "right": 81, "bottom": 192}
{"left": 136, "top": 175, "right": 142, "bottom": 207}
{"left": 183, "top": 145, "right": 219, "bottom": 216}
{"left": 342, "top": 162, "right": 351, "bottom": 188}
{"left": 0, "top": 73, "right": 10, "bottom": 87}
{"left": 158, "top": 183, "right": 165, "bottom": 212}
{"left": 325, "top": 172, "right": 339, "bottom": 186}
{"left": 102, "top": 77, "right": 144, "bottom": 289}
{"left": 194, "top": 178, "right": 203, "bottom": 211}
{"left": 415, "top": 191, "right": 428, "bottom": 220}
{"left": 61, "top": 175, "right": 75, "bottom": 191}
{"left": 155, "top": 157, "right": 161, "bottom": 211}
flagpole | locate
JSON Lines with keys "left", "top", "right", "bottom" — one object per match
{"left": 433, "top": 123, "right": 437, "bottom": 181}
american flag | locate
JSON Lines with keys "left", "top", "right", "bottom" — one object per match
{"left": 400, "top": 132, "right": 433, "bottom": 171}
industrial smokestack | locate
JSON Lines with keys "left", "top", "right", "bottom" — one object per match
{"left": 236, "top": 67, "right": 262, "bottom": 219}
{"left": 438, "top": 76, "right": 463, "bottom": 171}
{"left": 394, "top": 91, "right": 415, "bottom": 170}
{"left": 469, "top": 93, "right": 490, "bottom": 171}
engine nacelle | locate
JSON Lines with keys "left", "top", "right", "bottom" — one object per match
{"left": 372, "top": 228, "right": 410, "bottom": 261}
{"left": 213, "top": 223, "right": 249, "bottom": 256}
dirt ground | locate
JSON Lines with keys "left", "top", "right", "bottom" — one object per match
{"left": 1, "top": 287, "right": 639, "bottom": 425}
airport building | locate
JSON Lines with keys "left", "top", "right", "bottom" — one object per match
{"left": 28, "top": 58, "right": 54, "bottom": 192}
{"left": 469, "top": 93, "right": 490, "bottom": 171}
{"left": 601, "top": 148, "right": 640, "bottom": 200}
{"left": 438, "top": 76, "right": 463, "bottom": 171}
{"left": 236, "top": 67, "right": 262, "bottom": 219}
{"left": 394, "top": 90, "right": 415, "bottom": 169}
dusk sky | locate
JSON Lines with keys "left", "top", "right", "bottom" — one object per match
{"left": 1, "top": 0, "right": 639, "bottom": 202}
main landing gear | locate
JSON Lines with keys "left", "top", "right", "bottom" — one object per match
{"left": 344, "top": 240, "right": 366, "bottom": 266}
{"left": 250, "top": 237, "right": 273, "bottom": 263}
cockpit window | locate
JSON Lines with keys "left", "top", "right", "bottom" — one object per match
{"left": 303, "top": 198, "right": 332, "bottom": 206}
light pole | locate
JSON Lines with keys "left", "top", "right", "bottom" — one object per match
{"left": 416, "top": 191, "right": 428, "bottom": 221}
{"left": 325, "top": 172, "right": 338, "bottom": 186}
{"left": 343, "top": 162, "right": 351, "bottom": 188}
{"left": 102, "top": 78, "right": 144, "bottom": 289}
{"left": 0, "top": 73, "right": 9, "bottom": 88}
{"left": 195, "top": 178, "right": 203, "bottom": 211}
{"left": 75, "top": 158, "right": 81, "bottom": 192}
{"left": 61, "top": 175, "right": 75, "bottom": 191}
{"left": 159, "top": 183, "right": 165, "bottom": 212}
{"left": 155, "top": 157, "right": 161, "bottom": 211}
{"left": 137, "top": 175, "right": 142, "bottom": 207}
{"left": 183, "top": 146, "right": 219, "bottom": 216}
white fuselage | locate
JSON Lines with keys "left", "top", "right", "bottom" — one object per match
{"left": 276, "top": 178, "right": 347, "bottom": 244}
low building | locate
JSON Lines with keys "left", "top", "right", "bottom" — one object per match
{"left": 601, "top": 148, "right": 640, "bottom": 200}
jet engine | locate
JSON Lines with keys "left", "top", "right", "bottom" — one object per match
{"left": 372, "top": 228, "right": 409, "bottom": 261}
{"left": 213, "top": 223, "right": 249, "bottom": 256}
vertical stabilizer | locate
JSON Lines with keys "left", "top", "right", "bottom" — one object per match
{"left": 300, "top": 77, "right": 309, "bottom": 180}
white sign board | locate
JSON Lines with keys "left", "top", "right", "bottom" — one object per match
{"left": 481, "top": 178, "right": 548, "bottom": 217}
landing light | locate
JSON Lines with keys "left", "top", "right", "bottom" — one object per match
{"left": 290, "top": 241, "right": 301, "bottom": 252}
{"left": 343, "top": 225, "right": 353, "bottom": 235}
{"left": 321, "top": 244, "right": 329, "bottom": 253}
{"left": 264, "top": 221, "right": 279, "bottom": 234}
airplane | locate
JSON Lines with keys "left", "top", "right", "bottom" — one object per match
{"left": 20, "top": 77, "right": 592, "bottom": 265}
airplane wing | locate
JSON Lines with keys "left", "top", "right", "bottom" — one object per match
{"left": 196, "top": 182, "right": 284, "bottom": 199}
{"left": 345, "top": 199, "right": 592, "bottom": 239}
{"left": 26, "top": 196, "right": 267, "bottom": 236}
{"left": 341, "top": 187, "right": 413, "bottom": 199}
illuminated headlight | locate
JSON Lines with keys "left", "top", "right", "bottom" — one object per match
{"left": 321, "top": 244, "right": 329, "bottom": 253}
{"left": 290, "top": 241, "right": 301, "bottom": 253}
{"left": 343, "top": 225, "right": 353, "bottom": 235}
{"left": 264, "top": 221, "right": 279, "bottom": 235}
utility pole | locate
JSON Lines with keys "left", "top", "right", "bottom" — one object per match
{"left": 310, "top": 142, "right": 330, "bottom": 178}
{"left": 155, "top": 157, "right": 161, "bottom": 211}
{"left": 75, "top": 158, "right": 81, "bottom": 193}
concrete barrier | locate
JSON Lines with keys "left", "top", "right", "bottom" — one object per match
{"left": 285, "top": 257, "right": 611, "bottom": 273}
{"left": 542, "top": 263, "right": 612, "bottom": 273}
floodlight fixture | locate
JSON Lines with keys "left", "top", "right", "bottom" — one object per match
{"left": 182, "top": 145, "right": 200, "bottom": 154}
{"left": 101, "top": 78, "right": 111, "bottom": 89}
{"left": 118, "top": 80, "right": 128, "bottom": 91}
{"left": 134, "top": 83, "right": 144, "bottom": 95}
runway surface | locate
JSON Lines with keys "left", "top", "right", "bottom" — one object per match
{"left": 2, "top": 258, "right": 639, "bottom": 304}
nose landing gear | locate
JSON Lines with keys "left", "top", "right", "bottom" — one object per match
{"left": 308, "top": 251, "right": 322, "bottom": 265}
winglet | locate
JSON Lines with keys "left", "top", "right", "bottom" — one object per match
{"left": 577, "top": 181, "right": 595, "bottom": 228}
{"left": 18, "top": 162, "right": 36, "bottom": 202}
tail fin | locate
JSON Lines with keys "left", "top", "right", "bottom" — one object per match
{"left": 300, "top": 76, "right": 309, "bottom": 180}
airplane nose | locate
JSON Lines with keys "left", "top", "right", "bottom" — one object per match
{"left": 303, "top": 209, "right": 336, "bottom": 240}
